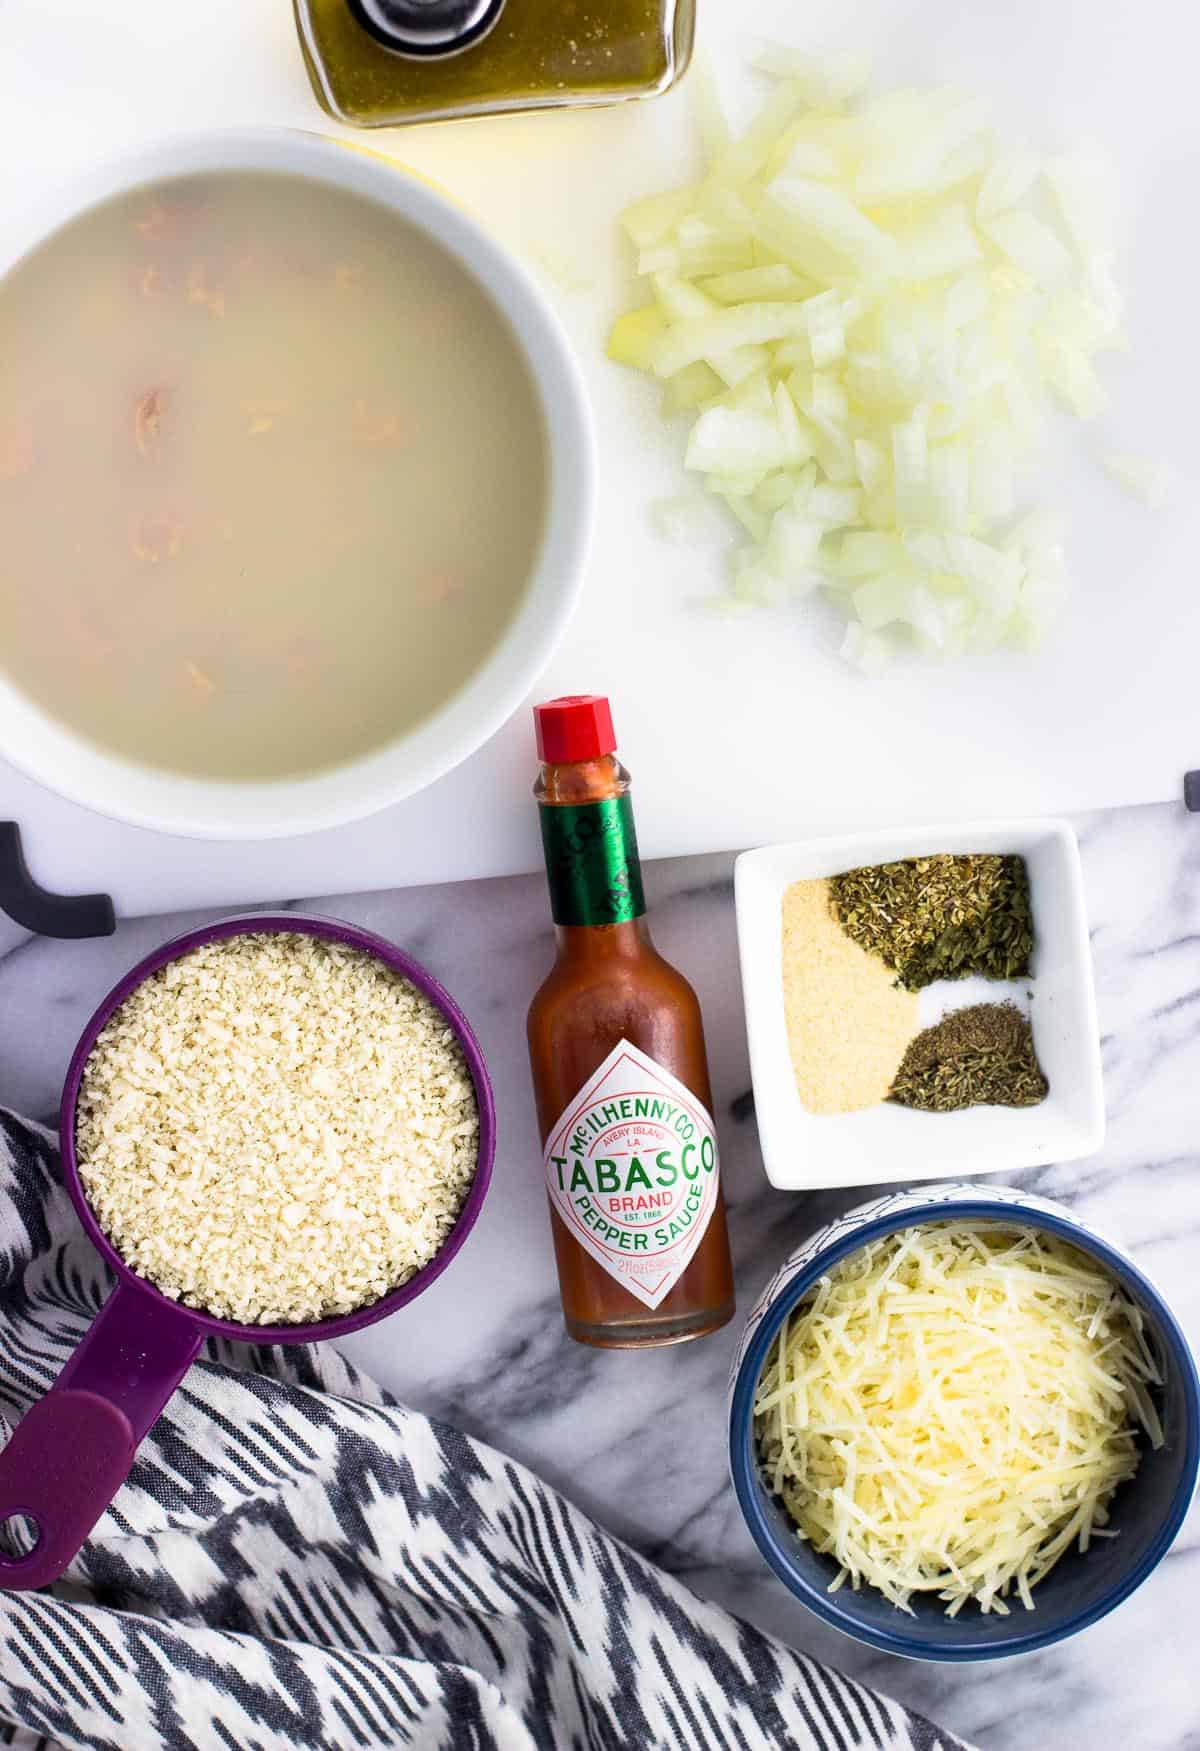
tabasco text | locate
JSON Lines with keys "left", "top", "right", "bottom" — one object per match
{"left": 526, "top": 694, "right": 735, "bottom": 1348}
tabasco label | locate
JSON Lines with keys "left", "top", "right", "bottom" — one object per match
{"left": 542, "top": 1039, "right": 722, "bottom": 1310}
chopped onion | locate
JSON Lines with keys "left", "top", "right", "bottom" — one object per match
{"left": 840, "top": 621, "right": 892, "bottom": 674}
{"left": 687, "top": 405, "right": 802, "bottom": 475}
{"left": 977, "top": 144, "right": 1041, "bottom": 220}
{"left": 607, "top": 48, "right": 1134, "bottom": 667}
{"left": 690, "top": 56, "right": 732, "bottom": 163}
{"left": 1046, "top": 145, "right": 1117, "bottom": 261}
{"left": 704, "top": 263, "right": 812, "bottom": 303}
{"left": 1099, "top": 451, "right": 1177, "bottom": 509}
{"left": 896, "top": 203, "right": 983, "bottom": 281}
{"left": 766, "top": 176, "right": 899, "bottom": 279}
{"left": 980, "top": 210, "right": 1073, "bottom": 288}
{"left": 748, "top": 40, "right": 872, "bottom": 106}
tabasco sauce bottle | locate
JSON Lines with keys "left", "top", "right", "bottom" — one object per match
{"left": 526, "top": 695, "right": 735, "bottom": 1348}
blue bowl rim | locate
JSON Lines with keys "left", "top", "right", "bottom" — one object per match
{"left": 729, "top": 1195, "right": 1200, "bottom": 1663}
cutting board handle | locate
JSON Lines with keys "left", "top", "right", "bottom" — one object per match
{"left": 0, "top": 822, "right": 114, "bottom": 937}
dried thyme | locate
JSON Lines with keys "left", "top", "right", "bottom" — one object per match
{"left": 829, "top": 854, "right": 1034, "bottom": 991}
{"left": 888, "top": 1003, "right": 1048, "bottom": 1112}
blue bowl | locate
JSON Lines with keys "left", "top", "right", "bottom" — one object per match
{"left": 729, "top": 1184, "right": 1200, "bottom": 1661}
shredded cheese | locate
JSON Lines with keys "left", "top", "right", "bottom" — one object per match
{"left": 754, "top": 1222, "right": 1163, "bottom": 1615}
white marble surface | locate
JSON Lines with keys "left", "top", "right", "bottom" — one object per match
{"left": 0, "top": 799, "right": 1197, "bottom": 1748}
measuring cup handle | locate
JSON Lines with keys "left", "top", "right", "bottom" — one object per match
{"left": 0, "top": 1281, "right": 202, "bottom": 1590}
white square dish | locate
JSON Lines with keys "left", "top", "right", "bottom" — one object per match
{"left": 734, "top": 819, "right": 1104, "bottom": 1191}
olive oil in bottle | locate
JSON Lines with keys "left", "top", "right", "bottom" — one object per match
{"left": 293, "top": 0, "right": 695, "bottom": 128}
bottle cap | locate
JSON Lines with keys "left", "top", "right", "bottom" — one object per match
{"left": 347, "top": 0, "right": 505, "bottom": 58}
{"left": 533, "top": 695, "right": 617, "bottom": 764}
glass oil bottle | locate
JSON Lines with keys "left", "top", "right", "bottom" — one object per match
{"left": 293, "top": 0, "right": 696, "bottom": 128}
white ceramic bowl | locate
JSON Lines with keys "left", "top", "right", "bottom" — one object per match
{"left": 734, "top": 818, "right": 1105, "bottom": 1190}
{"left": 0, "top": 130, "right": 594, "bottom": 839}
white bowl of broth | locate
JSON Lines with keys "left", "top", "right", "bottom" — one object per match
{"left": 0, "top": 131, "right": 592, "bottom": 837}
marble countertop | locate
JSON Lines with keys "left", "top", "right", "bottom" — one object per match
{"left": 1, "top": 798, "right": 1196, "bottom": 1749}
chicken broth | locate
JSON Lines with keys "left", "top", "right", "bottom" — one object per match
{"left": 0, "top": 171, "right": 549, "bottom": 779}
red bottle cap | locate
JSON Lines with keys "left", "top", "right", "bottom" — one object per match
{"left": 533, "top": 695, "right": 617, "bottom": 764}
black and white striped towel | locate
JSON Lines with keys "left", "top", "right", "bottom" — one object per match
{"left": 0, "top": 1111, "right": 973, "bottom": 1751}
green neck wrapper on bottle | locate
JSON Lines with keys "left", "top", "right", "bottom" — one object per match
{"left": 538, "top": 795, "right": 647, "bottom": 927}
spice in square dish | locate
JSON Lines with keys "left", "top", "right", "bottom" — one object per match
{"left": 780, "top": 878, "right": 918, "bottom": 1114}
{"left": 780, "top": 852, "right": 1046, "bottom": 1115}
{"left": 829, "top": 854, "right": 1035, "bottom": 990}
{"left": 890, "top": 1002, "right": 1048, "bottom": 1112}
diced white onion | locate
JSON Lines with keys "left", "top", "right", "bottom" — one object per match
{"left": 1099, "top": 451, "right": 1177, "bottom": 509}
{"left": 608, "top": 48, "right": 1134, "bottom": 668}
{"left": 748, "top": 40, "right": 872, "bottom": 107}
{"left": 765, "top": 176, "right": 899, "bottom": 279}
{"left": 1047, "top": 146, "right": 1117, "bottom": 261}
{"left": 980, "top": 210, "right": 1074, "bottom": 288}
{"left": 977, "top": 144, "right": 1040, "bottom": 220}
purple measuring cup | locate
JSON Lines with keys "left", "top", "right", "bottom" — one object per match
{"left": 0, "top": 913, "right": 495, "bottom": 1590}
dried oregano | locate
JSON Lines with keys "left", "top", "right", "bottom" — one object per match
{"left": 829, "top": 853, "right": 1034, "bottom": 991}
{"left": 889, "top": 1003, "right": 1048, "bottom": 1112}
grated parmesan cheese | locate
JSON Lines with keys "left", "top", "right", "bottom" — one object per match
{"left": 754, "top": 1222, "right": 1163, "bottom": 1615}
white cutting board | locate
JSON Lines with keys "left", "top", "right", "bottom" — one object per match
{"left": 0, "top": 0, "right": 1195, "bottom": 918}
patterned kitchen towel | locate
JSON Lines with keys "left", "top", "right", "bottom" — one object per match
{"left": 0, "top": 1111, "right": 974, "bottom": 1751}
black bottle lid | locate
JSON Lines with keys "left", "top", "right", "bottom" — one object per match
{"left": 346, "top": 0, "right": 506, "bottom": 58}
